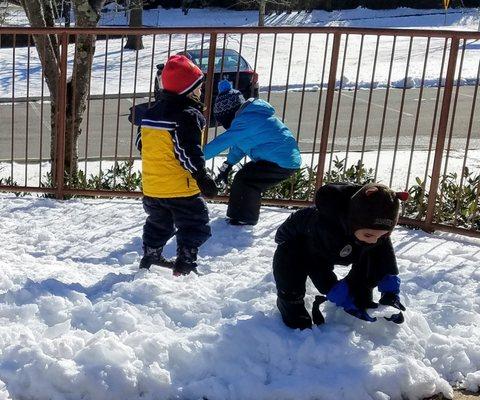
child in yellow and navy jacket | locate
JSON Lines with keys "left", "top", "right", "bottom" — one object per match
{"left": 136, "top": 55, "right": 217, "bottom": 276}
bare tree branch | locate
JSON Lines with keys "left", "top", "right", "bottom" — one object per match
{"left": 20, "top": 0, "right": 59, "bottom": 96}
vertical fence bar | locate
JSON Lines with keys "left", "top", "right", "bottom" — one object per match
{"left": 405, "top": 37, "right": 430, "bottom": 193}
{"left": 235, "top": 33, "right": 244, "bottom": 89}
{"left": 69, "top": 34, "right": 78, "bottom": 186}
{"left": 147, "top": 34, "right": 156, "bottom": 106}
{"left": 389, "top": 36, "right": 413, "bottom": 188}
{"left": 167, "top": 34, "right": 172, "bottom": 58}
{"left": 267, "top": 33, "right": 277, "bottom": 103}
{"left": 344, "top": 34, "right": 364, "bottom": 168}
{"left": 203, "top": 32, "right": 217, "bottom": 143}
{"left": 296, "top": 33, "right": 312, "bottom": 142}
{"left": 374, "top": 35, "right": 397, "bottom": 182}
{"left": 328, "top": 34, "right": 349, "bottom": 174}
{"left": 198, "top": 33, "right": 205, "bottom": 70}
{"left": 360, "top": 35, "right": 380, "bottom": 165}
{"left": 128, "top": 37, "right": 140, "bottom": 181}
{"left": 440, "top": 39, "right": 466, "bottom": 184}
{"left": 84, "top": 51, "right": 93, "bottom": 177}
{"left": 425, "top": 37, "right": 460, "bottom": 228}
{"left": 184, "top": 33, "right": 189, "bottom": 53}
{"left": 10, "top": 34, "right": 15, "bottom": 181}
{"left": 113, "top": 36, "right": 125, "bottom": 187}
{"left": 55, "top": 32, "right": 69, "bottom": 200}
{"left": 453, "top": 57, "right": 480, "bottom": 226}
{"left": 99, "top": 35, "right": 110, "bottom": 176}
{"left": 281, "top": 33, "right": 295, "bottom": 123}
{"left": 211, "top": 33, "right": 227, "bottom": 149}
{"left": 25, "top": 35, "right": 31, "bottom": 186}
{"left": 252, "top": 33, "right": 260, "bottom": 98}
{"left": 434, "top": 38, "right": 465, "bottom": 222}
{"left": 315, "top": 33, "right": 341, "bottom": 190}
{"left": 38, "top": 41, "right": 46, "bottom": 187}
{"left": 310, "top": 33, "right": 330, "bottom": 171}
{"left": 420, "top": 38, "right": 448, "bottom": 213}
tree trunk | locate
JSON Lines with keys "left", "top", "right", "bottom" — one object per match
{"left": 66, "top": 0, "right": 103, "bottom": 180}
{"left": 258, "top": 0, "right": 266, "bottom": 27}
{"left": 125, "top": 0, "right": 143, "bottom": 50}
{"left": 20, "top": 0, "right": 104, "bottom": 188}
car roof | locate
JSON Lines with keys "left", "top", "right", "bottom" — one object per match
{"left": 186, "top": 49, "right": 241, "bottom": 58}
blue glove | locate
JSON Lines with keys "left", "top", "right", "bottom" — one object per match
{"left": 327, "top": 280, "right": 377, "bottom": 322}
{"left": 327, "top": 279, "right": 355, "bottom": 309}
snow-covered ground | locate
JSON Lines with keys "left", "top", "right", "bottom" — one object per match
{"left": 0, "top": 195, "right": 479, "bottom": 400}
{"left": 0, "top": 8, "right": 479, "bottom": 98}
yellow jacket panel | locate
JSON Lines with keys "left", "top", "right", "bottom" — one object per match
{"left": 137, "top": 92, "right": 207, "bottom": 199}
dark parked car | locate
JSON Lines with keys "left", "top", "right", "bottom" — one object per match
{"left": 129, "top": 49, "right": 259, "bottom": 126}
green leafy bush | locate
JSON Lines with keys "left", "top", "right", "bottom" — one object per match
{"left": 404, "top": 168, "right": 480, "bottom": 230}
{"left": 42, "top": 161, "right": 142, "bottom": 198}
{"left": 33, "top": 158, "right": 478, "bottom": 231}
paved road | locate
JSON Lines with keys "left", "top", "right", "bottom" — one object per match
{"left": 0, "top": 86, "right": 478, "bottom": 162}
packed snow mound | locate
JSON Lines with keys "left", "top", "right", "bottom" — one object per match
{"left": 0, "top": 195, "right": 479, "bottom": 400}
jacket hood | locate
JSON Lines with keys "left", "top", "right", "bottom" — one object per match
{"left": 237, "top": 98, "right": 276, "bottom": 119}
{"left": 314, "top": 183, "right": 362, "bottom": 235}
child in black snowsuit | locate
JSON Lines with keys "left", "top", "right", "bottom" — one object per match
{"left": 273, "top": 183, "right": 409, "bottom": 329}
{"left": 137, "top": 55, "right": 217, "bottom": 276}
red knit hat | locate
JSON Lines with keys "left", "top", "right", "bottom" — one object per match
{"left": 161, "top": 55, "right": 204, "bottom": 95}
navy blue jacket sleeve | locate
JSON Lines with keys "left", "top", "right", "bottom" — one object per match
{"left": 135, "top": 126, "right": 142, "bottom": 152}
{"left": 173, "top": 109, "right": 207, "bottom": 178}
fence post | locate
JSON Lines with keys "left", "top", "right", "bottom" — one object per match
{"left": 425, "top": 36, "right": 460, "bottom": 228}
{"left": 55, "top": 31, "right": 68, "bottom": 200}
{"left": 202, "top": 32, "right": 217, "bottom": 145}
{"left": 315, "top": 33, "right": 341, "bottom": 191}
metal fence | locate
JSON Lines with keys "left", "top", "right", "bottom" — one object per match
{"left": 0, "top": 26, "right": 479, "bottom": 237}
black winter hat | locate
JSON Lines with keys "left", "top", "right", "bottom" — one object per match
{"left": 349, "top": 183, "right": 408, "bottom": 232}
{"left": 214, "top": 80, "right": 245, "bottom": 127}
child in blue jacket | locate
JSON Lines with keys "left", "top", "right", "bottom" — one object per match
{"left": 204, "top": 80, "right": 301, "bottom": 225}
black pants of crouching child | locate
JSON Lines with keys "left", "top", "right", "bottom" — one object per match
{"left": 273, "top": 240, "right": 399, "bottom": 308}
{"left": 142, "top": 195, "right": 211, "bottom": 249}
{"left": 227, "top": 160, "right": 297, "bottom": 225}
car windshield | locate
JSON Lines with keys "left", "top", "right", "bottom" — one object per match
{"left": 189, "top": 52, "right": 250, "bottom": 72}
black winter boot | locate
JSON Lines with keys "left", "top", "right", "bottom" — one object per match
{"left": 139, "top": 246, "right": 174, "bottom": 270}
{"left": 354, "top": 289, "right": 379, "bottom": 310}
{"left": 173, "top": 246, "right": 199, "bottom": 276}
{"left": 379, "top": 292, "right": 406, "bottom": 311}
{"left": 276, "top": 292, "right": 312, "bottom": 330}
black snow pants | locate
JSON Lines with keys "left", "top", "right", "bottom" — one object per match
{"left": 142, "top": 195, "right": 211, "bottom": 250}
{"left": 227, "top": 160, "right": 297, "bottom": 225}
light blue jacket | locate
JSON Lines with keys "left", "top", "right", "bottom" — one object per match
{"left": 204, "top": 99, "right": 301, "bottom": 169}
